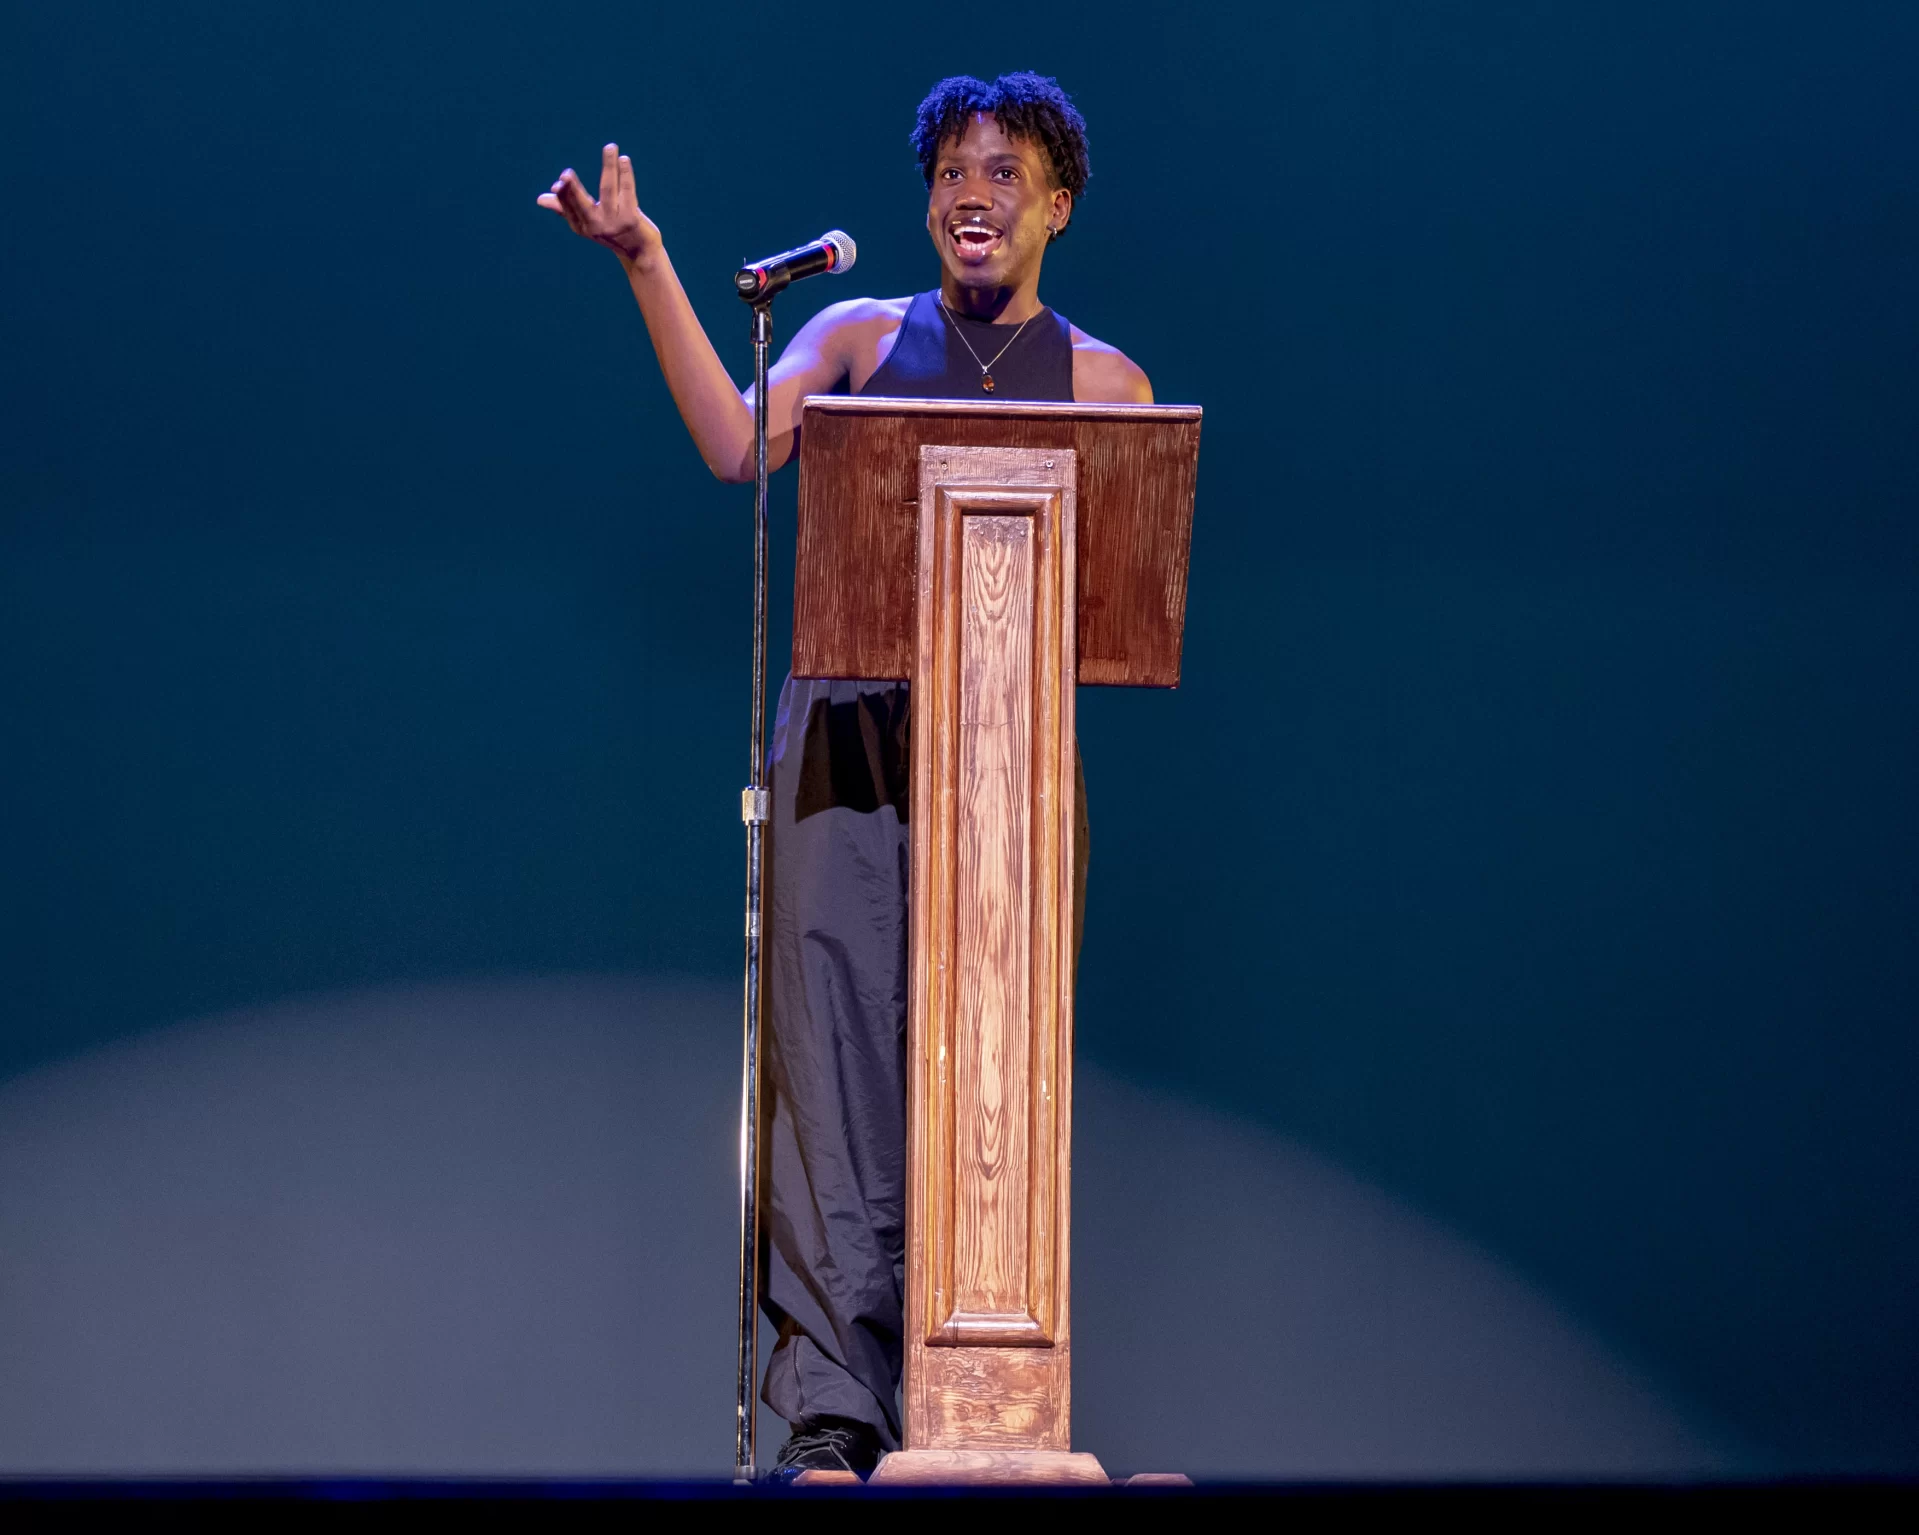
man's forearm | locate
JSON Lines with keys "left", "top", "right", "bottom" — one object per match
{"left": 622, "top": 247, "right": 756, "bottom": 483}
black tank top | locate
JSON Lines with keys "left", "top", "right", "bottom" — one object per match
{"left": 859, "top": 290, "right": 1076, "bottom": 402}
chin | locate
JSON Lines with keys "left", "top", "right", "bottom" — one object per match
{"left": 948, "top": 259, "right": 1016, "bottom": 291}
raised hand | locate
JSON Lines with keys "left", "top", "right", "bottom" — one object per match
{"left": 536, "top": 143, "right": 661, "bottom": 266}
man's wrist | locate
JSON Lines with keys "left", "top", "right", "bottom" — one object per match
{"left": 620, "top": 242, "right": 668, "bottom": 282}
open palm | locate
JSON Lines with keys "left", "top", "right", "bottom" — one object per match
{"left": 537, "top": 143, "right": 660, "bottom": 265}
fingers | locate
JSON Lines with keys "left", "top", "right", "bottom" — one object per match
{"left": 597, "top": 143, "right": 620, "bottom": 209}
{"left": 537, "top": 153, "right": 640, "bottom": 241}
{"left": 540, "top": 173, "right": 585, "bottom": 234}
{"left": 556, "top": 168, "right": 598, "bottom": 226}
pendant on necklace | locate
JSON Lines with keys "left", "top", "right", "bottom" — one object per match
{"left": 981, "top": 375, "right": 996, "bottom": 393}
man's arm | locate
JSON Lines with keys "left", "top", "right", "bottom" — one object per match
{"left": 538, "top": 144, "right": 848, "bottom": 483}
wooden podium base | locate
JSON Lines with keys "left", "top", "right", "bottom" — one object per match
{"left": 791, "top": 1456, "right": 1193, "bottom": 1489}
{"left": 867, "top": 1450, "right": 1110, "bottom": 1486}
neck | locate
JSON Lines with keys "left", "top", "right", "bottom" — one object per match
{"left": 939, "top": 272, "right": 1045, "bottom": 323}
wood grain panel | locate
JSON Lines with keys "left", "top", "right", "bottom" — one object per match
{"left": 793, "top": 399, "right": 1199, "bottom": 686}
{"left": 910, "top": 1343, "right": 1071, "bottom": 1451}
{"left": 906, "top": 445, "right": 1077, "bottom": 1450}
{"left": 953, "top": 512, "right": 1034, "bottom": 1326}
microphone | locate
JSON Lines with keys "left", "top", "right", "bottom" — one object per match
{"left": 734, "top": 230, "right": 857, "bottom": 302}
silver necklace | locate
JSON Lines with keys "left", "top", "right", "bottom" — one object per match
{"left": 938, "top": 299, "right": 1036, "bottom": 394}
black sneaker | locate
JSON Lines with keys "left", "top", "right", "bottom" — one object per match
{"left": 767, "top": 1416, "right": 885, "bottom": 1483}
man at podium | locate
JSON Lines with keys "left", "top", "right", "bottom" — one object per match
{"left": 540, "top": 71, "right": 1150, "bottom": 1480}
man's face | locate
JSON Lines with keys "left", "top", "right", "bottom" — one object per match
{"left": 926, "top": 113, "right": 1072, "bottom": 292}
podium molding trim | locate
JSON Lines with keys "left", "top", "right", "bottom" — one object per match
{"left": 904, "top": 446, "right": 1078, "bottom": 1450}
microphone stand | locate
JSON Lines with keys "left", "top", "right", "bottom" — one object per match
{"left": 733, "top": 298, "right": 773, "bottom": 1484}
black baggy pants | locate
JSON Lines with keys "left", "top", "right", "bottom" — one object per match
{"left": 760, "top": 677, "right": 912, "bottom": 1446}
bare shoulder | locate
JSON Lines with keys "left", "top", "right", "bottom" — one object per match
{"left": 791, "top": 297, "right": 914, "bottom": 389}
{"left": 801, "top": 295, "right": 913, "bottom": 347}
{"left": 1068, "top": 323, "right": 1154, "bottom": 404}
{"left": 794, "top": 296, "right": 909, "bottom": 391}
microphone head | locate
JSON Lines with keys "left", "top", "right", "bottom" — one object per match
{"left": 821, "top": 229, "right": 857, "bottom": 274}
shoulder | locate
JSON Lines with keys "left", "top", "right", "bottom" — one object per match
{"left": 789, "top": 296, "right": 915, "bottom": 380}
{"left": 800, "top": 295, "right": 914, "bottom": 345}
{"left": 1067, "top": 323, "right": 1154, "bottom": 404}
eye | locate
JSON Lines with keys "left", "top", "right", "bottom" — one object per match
{"left": 994, "top": 167, "right": 1018, "bottom": 180}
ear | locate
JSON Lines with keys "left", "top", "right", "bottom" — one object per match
{"left": 1049, "top": 186, "right": 1074, "bottom": 238}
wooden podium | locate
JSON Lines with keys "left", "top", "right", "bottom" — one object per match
{"left": 792, "top": 397, "right": 1201, "bottom": 1485}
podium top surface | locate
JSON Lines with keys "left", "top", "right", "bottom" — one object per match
{"left": 794, "top": 395, "right": 1202, "bottom": 687}
{"left": 803, "top": 395, "right": 1203, "bottom": 424}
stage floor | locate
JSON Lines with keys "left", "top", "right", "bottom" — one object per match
{"left": 2, "top": 1477, "right": 1912, "bottom": 1509}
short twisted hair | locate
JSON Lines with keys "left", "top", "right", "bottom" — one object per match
{"left": 911, "top": 72, "right": 1090, "bottom": 220}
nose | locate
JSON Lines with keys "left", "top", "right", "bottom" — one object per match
{"left": 954, "top": 177, "right": 992, "bottom": 211}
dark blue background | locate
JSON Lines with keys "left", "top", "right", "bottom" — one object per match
{"left": 4, "top": 1, "right": 1915, "bottom": 1470}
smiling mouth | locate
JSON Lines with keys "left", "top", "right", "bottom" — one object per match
{"left": 949, "top": 222, "right": 1005, "bottom": 263}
